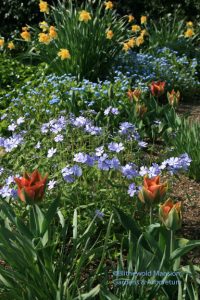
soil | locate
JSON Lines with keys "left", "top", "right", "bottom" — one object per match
{"left": 172, "top": 99, "right": 200, "bottom": 264}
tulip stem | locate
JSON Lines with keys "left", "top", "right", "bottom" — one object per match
{"left": 170, "top": 230, "right": 174, "bottom": 255}
{"left": 150, "top": 206, "right": 153, "bottom": 224}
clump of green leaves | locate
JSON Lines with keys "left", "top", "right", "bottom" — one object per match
{"left": 170, "top": 117, "right": 200, "bottom": 181}
{"left": 0, "top": 198, "right": 113, "bottom": 299}
{"left": 21, "top": 0, "right": 128, "bottom": 81}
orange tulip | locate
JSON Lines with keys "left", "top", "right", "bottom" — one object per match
{"left": 138, "top": 175, "right": 168, "bottom": 205}
{"left": 127, "top": 89, "right": 142, "bottom": 102}
{"left": 159, "top": 199, "right": 182, "bottom": 230}
{"left": 135, "top": 104, "right": 147, "bottom": 117}
{"left": 14, "top": 170, "right": 48, "bottom": 204}
{"left": 150, "top": 81, "right": 166, "bottom": 97}
{"left": 167, "top": 89, "right": 180, "bottom": 106}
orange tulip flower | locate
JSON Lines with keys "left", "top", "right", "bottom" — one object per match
{"left": 159, "top": 198, "right": 182, "bottom": 230}
{"left": 14, "top": 170, "right": 48, "bottom": 204}
{"left": 150, "top": 81, "right": 166, "bottom": 97}
{"left": 138, "top": 175, "right": 168, "bottom": 205}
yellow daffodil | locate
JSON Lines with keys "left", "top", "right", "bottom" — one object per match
{"left": 8, "top": 41, "right": 15, "bottom": 50}
{"left": 141, "top": 15, "right": 147, "bottom": 24}
{"left": 131, "top": 25, "right": 141, "bottom": 32}
{"left": 57, "top": 48, "right": 71, "bottom": 60}
{"left": 122, "top": 42, "right": 130, "bottom": 52}
{"left": 49, "top": 26, "right": 57, "bottom": 39}
{"left": 104, "top": 1, "right": 113, "bottom": 10}
{"left": 140, "top": 29, "right": 148, "bottom": 37}
{"left": 186, "top": 21, "right": 193, "bottom": 27}
{"left": 38, "top": 33, "right": 51, "bottom": 44}
{"left": 136, "top": 35, "right": 144, "bottom": 46}
{"left": 20, "top": 31, "right": 31, "bottom": 41}
{"left": 79, "top": 10, "right": 91, "bottom": 22}
{"left": 0, "top": 38, "right": 4, "bottom": 48}
{"left": 106, "top": 30, "right": 114, "bottom": 39}
{"left": 22, "top": 26, "right": 29, "bottom": 31}
{"left": 184, "top": 28, "right": 194, "bottom": 38}
{"left": 39, "top": 21, "right": 49, "bottom": 32}
{"left": 39, "top": 1, "right": 49, "bottom": 14}
{"left": 128, "top": 15, "right": 134, "bottom": 22}
{"left": 127, "top": 37, "right": 135, "bottom": 48}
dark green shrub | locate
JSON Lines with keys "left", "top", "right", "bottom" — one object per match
{"left": 0, "top": 0, "right": 58, "bottom": 36}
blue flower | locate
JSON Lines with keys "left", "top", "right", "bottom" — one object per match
{"left": 121, "top": 163, "right": 138, "bottom": 179}
{"left": 108, "top": 142, "right": 124, "bottom": 153}
{"left": 128, "top": 183, "right": 137, "bottom": 197}
{"left": 95, "top": 209, "right": 104, "bottom": 219}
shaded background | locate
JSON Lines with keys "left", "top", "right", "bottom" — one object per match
{"left": 0, "top": 0, "right": 200, "bottom": 37}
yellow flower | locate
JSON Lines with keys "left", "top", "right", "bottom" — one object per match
{"left": 0, "top": 38, "right": 4, "bottom": 47}
{"left": 104, "top": 1, "right": 113, "bottom": 10}
{"left": 127, "top": 37, "right": 135, "bottom": 48}
{"left": 8, "top": 41, "right": 15, "bottom": 50}
{"left": 39, "top": 1, "right": 49, "bottom": 14}
{"left": 106, "top": 30, "right": 114, "bottom": 39}
{"left": 128, "top": 15, "right": 134, "bottom": 22}
{"left": 21, "top": 31, "right": 31, "bottom": 41}
{"left": 131, "top": 25, "right": 141, "bottom": 32}
{"left": 49, "top": 26, "right": 57, "bottom": 39}
{"left": 186, "top": 21, "right": 193, "bottom": 27}
{"left": 122, "top": 42, "right": 130, "bottom": 52}
{"left": 38, "top": 33, "right": 51, "bottom": 44}
{"left": 57, "top": 48, "right": 71, "bottom": 60}
{"left": 79, "top": 10, "right": 91, "bottom": 22}
{"left": 141, "top": 15, "right": 147, "bottom": 24}
{"left": 140, "top": 29, "right": 148, "bottom": 37}
{"left": 136, "top": 35, "right": 144, "bottom": 46}
{"left": 39, "top": 21, "right": 49, "bottom": 32}
{"left": 184, "top": 28, "right": 194, "bottom": 38}
{"left": 22, "top": 26, "right": 29, "bottom": 31}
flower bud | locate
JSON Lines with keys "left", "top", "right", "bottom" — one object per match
{"left": 138, "top": 175, "right": 168, "bottom": 205}
{"left": 159, "top": 198, "right": 182, "bottom": 231}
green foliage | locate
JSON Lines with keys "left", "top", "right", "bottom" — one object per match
{"left": 0, "top": 198, "right": 112, "bottom": 299}
{"left": 0, "top": 54, "right": 46, "bottom": 101}
{"left": 146, "top": 11, "right": 198, "bottom": 57}
{"left": 170, "top": 118, "right": 200, "bottom": 181}
{"left": 113, "top": 207, "right": 200, "bottom": 299}
{"left": 0, "top": 0, "right": 57, "bottom": 36}
{"left": 22, "top": 0, "right": 129, "bottom": 81}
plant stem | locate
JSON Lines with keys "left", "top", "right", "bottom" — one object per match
{"left": 150, "top": 206, "right": 153, "bottom": 224}
{"left": 170, "top": 230, "right": 174, "bottom": 255}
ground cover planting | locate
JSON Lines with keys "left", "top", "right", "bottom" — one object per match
{"left": 0, "top": 0, "right": 200, "bottom": 299}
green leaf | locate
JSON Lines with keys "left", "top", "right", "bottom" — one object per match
{"left": 41, "top": 197, "right": 59, "bottom": 234}
{"left": 114, "top": 207, "right": 150, "bottom": 251}
{"left": 79, "top": 284, "right": 100, "bottom": 300}
{"left": 170, "top": 240, "right": 200, "bottom": 261}
{"left": 73, "top": 208, "right": 78, "bottom": 240}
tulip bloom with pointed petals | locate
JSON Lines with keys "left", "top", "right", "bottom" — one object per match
{"left": 167, "top": 89, "right": 180, "bottom": 106}
{"left": 150, "top": 81, "right": 166, "bottom": 97}
{"left": 159, "top": 199, "right": 182, "bottom": 231}
{"left": 127, "top": 89, "right": 141, "bottom": 102}
{"left": 14, "top": 170, "right": 48, "bottom": 204}
{"left": 138, "top": 175, "right": 168, "bottom": 205}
